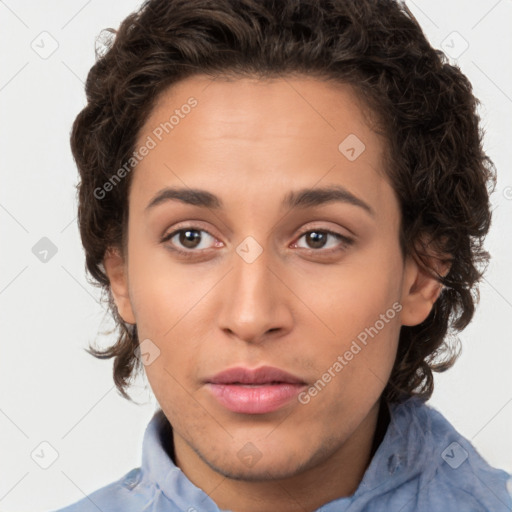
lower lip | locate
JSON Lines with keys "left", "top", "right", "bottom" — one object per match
{"left": 206, "top": 383, "right": 306, "bottom": 414}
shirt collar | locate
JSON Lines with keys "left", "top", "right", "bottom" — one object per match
{"left": 141, "top": 408, "right": 223, "bottom": 511}
{"left": 140, "top": 397, "right": 431, "bottom": 511}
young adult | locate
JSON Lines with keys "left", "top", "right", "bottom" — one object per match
{"left": 56, "top": 1, "right": 512, "bottom": 510}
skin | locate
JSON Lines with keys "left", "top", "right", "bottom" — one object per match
{"left": 104, "top": 75, "right": 444, "bottom": 512}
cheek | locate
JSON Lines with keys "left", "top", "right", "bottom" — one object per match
{"left": 292, "top": 248, "right": 403, "bottom": 386}
{"left": 143, "top": 356, "right": 210, "bottom": 439}
{"left": 127, "top": 253, "right": 216, "bottom": 384}
{"left": 298, "top": 250, "right": 402, "bottom": 339}
{"left": 126, "top": 237, "right": 200, "bottom": 335}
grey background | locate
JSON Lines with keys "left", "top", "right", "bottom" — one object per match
{"left": 0, "top": 1, "right": 511, "bottom": 510}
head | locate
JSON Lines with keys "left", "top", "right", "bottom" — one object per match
{"left": 71, "top": 0, "right": 494, "bottom": 481}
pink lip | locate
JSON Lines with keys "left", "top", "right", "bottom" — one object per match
{"left": 205, "top": 366, "right": 307, "bottom": 414}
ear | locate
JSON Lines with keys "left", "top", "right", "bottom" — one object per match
{"left": 103, "top": 247, "right": 136, "bottom": 325}
{"left": 400, "top": 252, "right": 450, "bottom": 327}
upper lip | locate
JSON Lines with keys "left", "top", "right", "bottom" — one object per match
{"left": 205, "top": 365, "right": 307, "bottom": 385}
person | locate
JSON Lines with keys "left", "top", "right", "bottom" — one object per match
{"left": 54, "top": 0, "right": 512, "bottom": 510}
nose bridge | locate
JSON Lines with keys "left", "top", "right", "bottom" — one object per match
{"left": 217, "top": 238, "right": 292, "bottom": 343}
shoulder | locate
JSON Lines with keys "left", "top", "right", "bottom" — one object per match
{"left": 398, "top": 398, "right": 512, "bottom": 511}
{"left": 51, "top": 468, "right": 157, "bottom": 512}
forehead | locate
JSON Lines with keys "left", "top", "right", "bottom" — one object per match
{"left": 130, "top": 75, "right": 395, "bottom": 223}
{"left": 141, "top": 74, "right": 380, "bottom": 149}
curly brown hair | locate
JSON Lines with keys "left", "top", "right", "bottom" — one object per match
{"left": 71, "top": 0, "right": 495, "bottom": 403}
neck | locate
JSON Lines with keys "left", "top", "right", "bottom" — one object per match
{"left": 170, "top": 398, "right": 388, "bottom": 512}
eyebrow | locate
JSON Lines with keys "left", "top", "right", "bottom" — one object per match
{"left": 145, "top": 185, "right": 374, "bottom": 216}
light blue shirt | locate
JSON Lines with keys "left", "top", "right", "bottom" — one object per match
{"left": 53, "top": 397, "right": 512, "bottom": 511}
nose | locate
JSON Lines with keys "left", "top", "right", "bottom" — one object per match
{"left": 216, "top": 244, "right": 294, "bottom": 345}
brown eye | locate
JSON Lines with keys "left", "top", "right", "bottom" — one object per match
{"left": 179, "top": 229, "right": 202, "bottom": 249}
{"left": 162, "top": 228, "right": 217, "bottom": 252}
{"left": 304, "top": 231, "right": 328, "bottom": 249}
{"left": 296, "top": 230, "right": 352, "bottom": 251}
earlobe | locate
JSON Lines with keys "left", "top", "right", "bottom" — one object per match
{"left": 400, "top": 255, "right": 448, "bottom": 327}
{"left": 103, "top": 247, "right": 136, "bottom": 325}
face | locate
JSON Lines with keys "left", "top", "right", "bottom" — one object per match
{"left": 105, "top": 75, "right": 440, "bottom": 484}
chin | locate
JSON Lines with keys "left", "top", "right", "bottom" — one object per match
{"left": 201, "top": 453, "right": 311, "bottom": 482}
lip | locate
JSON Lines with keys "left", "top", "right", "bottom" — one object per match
{"left": 206, "top": 365, "right": 306, "bottom": 385}
{"left": 205, "top": 366, "right": 307, "bottom": 414}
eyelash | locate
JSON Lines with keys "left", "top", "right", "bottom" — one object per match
{"left": 161, "top": 225, "right": 354, "bottom": 259}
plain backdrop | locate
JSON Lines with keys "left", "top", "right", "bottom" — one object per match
{"left": 0, "top": 1, "right": 511, "bottom": 510}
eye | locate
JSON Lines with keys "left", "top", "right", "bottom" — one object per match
{"left": 162, "top": 228, "right": 218, "bottom": 252}
{"left": 294, "top": 229, "right": 353, "bottom": 252}
{"left": 161, "top": 226, "right": 353, "bottom": 259}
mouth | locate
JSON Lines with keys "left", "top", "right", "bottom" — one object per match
{"left": 204, "top": 365, "right": 308, "bottom": 414}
